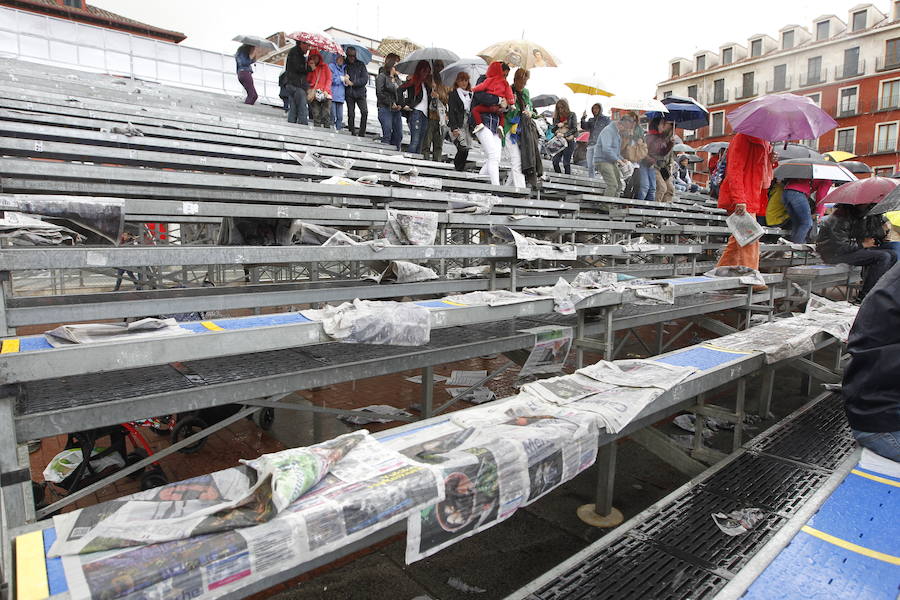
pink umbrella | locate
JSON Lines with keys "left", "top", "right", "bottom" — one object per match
{"left": 819, "top": 177, "right": 900, "bottom": 208}
{"left": 286, "top": 31, "right": 344, "bottom": 56}
{"left": 726, "top": 93, "right": 837, "bottom": 142}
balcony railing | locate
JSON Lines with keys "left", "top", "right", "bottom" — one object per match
{"left": 765, "top": 76, "right": 793, "bottom": 93}
{"left": 870, "top": 98, "right": 900, "bottom": 112}
{"left": 734, "top": 83, "right": 759, "bottom": 100}
{"left": 820, "top": 142, "right": 864, "bottom": 156}
{"left": 709, "top": 89, "right": 729, "bottom": 105}
{"left": 798, "top": 70, "right": 827, "bottom": 87}
{"left": 876, "top": 55, "right": 900, "bottom": 72}
{"left": 834, "top": 59, "right": 866, "bottom": 80}
{"left": 870, "top": 139, "right": 899, "bottom": 154}
{"left": 835, "top": 103, "right": 860, "bottom": 118}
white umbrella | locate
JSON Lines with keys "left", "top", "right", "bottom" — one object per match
{"left": 604, "top": 96, "right": 668, "bottom": 113}
{"left": 439, "top": 58, "right": 488, "bottom": 87}
{"left": 232, "top": 35, "right": 277, "bottom": 52}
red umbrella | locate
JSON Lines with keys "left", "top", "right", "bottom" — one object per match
{"left": 286, "top": 31, "right": 344, "bottom": 55}
{"left": 820, "top": 176, "right": 900, "bottom": 206}
{"left": 576, "top": 131, "right": 590, "bottom": 143}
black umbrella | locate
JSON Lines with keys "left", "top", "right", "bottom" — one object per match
{"left": 698, "top": 141, "right": 729, "bottom": 153}
{"left": 838, "top": 161, "right": 873, "bottom": 174}
{"left": 869, "top": 184, "right": 900, "bottom": 214}
{"left": 532, "top": 94, "right": 559, "bottom": 108}
{"left": 773, "top": 158, "right": 856, "bottom": 182}
{"left": 773, "top": 143, "right": 824, "bottom": 160}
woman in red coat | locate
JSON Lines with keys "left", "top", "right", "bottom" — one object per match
{"left": 716, "top": 133, "right": 777, "bottom": 274}
{"left": 306, "top": 50, "right": 333, "bottom": 128}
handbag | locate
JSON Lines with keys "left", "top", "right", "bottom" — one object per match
{"left": 624, "top": 139, "right": 648, "bottom": 163}
{"left": 545, "top": 135, "right": 568, "bottom": 157}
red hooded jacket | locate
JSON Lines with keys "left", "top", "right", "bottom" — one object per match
{"left": 472, "top": 61, "right": 514, "bottom": 103}
{"left": 306, "top": 51, "right": 332, "bottom": 95}
{"left": 718, "top": 133, "right": 776, "bottom": 215}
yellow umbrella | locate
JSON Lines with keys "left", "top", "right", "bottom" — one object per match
{"left": 885, "top": 211, "right": 900, "bottom": 227}
{"left": 478, "top": 40, "right": 559, "bottom": 69}
{"left": 823, "top": 150, "right": 857, "bottom": 162}
{"left": 564, "top": 75, "right": 614, "bottom": 98}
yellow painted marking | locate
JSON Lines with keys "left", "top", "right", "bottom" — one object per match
{"left": 699, "top": 343, "right": 755, "bottom": 355}
{"left": 851, "top": 469, "right": 900, "bottom": 488}
{"left": 16, "top": 530, "right": 49, "bottom": 600}
{"left": 801, "top": 525, "right": 900, "bottom": 565}
{"left": 200, "top": 321, "right": 224, "bottom": 331}
{"left": 1, "top": 339, "right": 20, "bottom": 354}
{"left": 439, "top": 300, "right": 467, "bottom": 307}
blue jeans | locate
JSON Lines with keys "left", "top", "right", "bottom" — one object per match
{"left": 378, "top": 106, "right": 403, "bottom": 150}
{"left": 853, "top": 429, "right": 900, "bottom": 461}
{"left": 637, "top": 164, "right": 656, "bottom": 200}
{"left": 285, "top": 84, "right": 308, "bottom": 125}
{"left": 884, "top": 240, "right": 900, "bottom": 262}
{"left": 407, "top": 110, "right": 426, "bottom": 153}
{"left": 782, "top": 188, "right": 814, "bottom": 243}
{"left": 331, "top": 101, "right": 344, "bottom": 130}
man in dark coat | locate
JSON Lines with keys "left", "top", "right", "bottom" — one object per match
{"left": 842, "top": 261, "right": 900, "bottom": 461}
{"left": 284, "top": 42, "right": 310, "bottom": 125}
{"left": 344, "top": 47, "right": 369, "bottom": 137}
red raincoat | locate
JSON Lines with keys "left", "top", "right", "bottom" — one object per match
{"left": 718, "top": 133, "right": 775, "bottom": 215}
{"left": 306, "top": 51, "right": 332, "bottom": 95}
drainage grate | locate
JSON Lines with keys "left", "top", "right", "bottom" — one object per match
{"left": 633, "top": 487, "right": 786, "bottom": 573}
{"left": 528, "top": 535, "right": 728, "bottom": 600}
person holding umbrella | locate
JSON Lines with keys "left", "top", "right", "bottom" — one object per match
{"left": 306, "top": 51, "right": 332, "bottom": 128}
{"left": 376, "top": 53, "right": 404, "bottom": 150}
{"left": 344, "top": 47, "right": 370, "bottom": 137}
{"left": 781, "top": 177, "right": 831, "bottom": 243}
{"left": 422, "top": 60, "right": 449, "bottom": 163}
{"left": 645, "top": 117, "right": 675, "bottom": 202}
{"left": 715, "top": 132, "right": 777, "bottom": 274}
{"left": 284, "top": 41, "right": 311, "bottom": 125}
{"left": 401, "top": 61, "right": 433, "bottom": 154}
{"left": 234, "top": 44, "right": 259, "bottom": 105}
{"left": 448, "top": 71, "right": 473, "bottom": 171}
{"left": 501, "top": 68, "right": 536, "bottom": 188}
{"left": 329, "top": 54, "right": 347, "bottom": 130}
{"left": 581, "top": 103, "right": 610, "bottom": 179}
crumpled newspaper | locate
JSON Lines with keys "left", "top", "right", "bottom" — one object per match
{"left": 446, "top": 192, "right": 496, "bottom": 214}
{"left": 390, "top": 167, "right": 442, "bottom": 190}
{"left": 704, "top": 265, "right": 766, "bottom": 286}
{"left": 44, "top": 317, "right": 189, "bottom": 347}
{"left": 302, "top": 299, "right": 431, "bottom": 345}
{"left": 367, "top": 260, "right": 438, "bottom": 284}
{"left": 491, "top": 225, "right": 577, "bottom": 261}
{"left": 100, "top": 122, "right": 144, "bottom": 137}
{"left": 320, "top": 175, "right": 380, "bottom": 186}
{"left": 712, "top": 508, "right": 765, "bottom": 536}
{"left": 383, "top": 208, "right": 439, "bottom": 245}
{"left": 777, "top": 237, "right": 817, "bottom": 253}
{"left": 288, "top": 150, "right": 354, "bottom": 173}
{"left": 617, "top": 237, "right": 661, "bottom": 253}
{"left": 337, "top": 405, "right": 413, "bottom": 425}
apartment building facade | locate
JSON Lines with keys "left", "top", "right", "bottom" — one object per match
{"left": 656, "top": 2, "right": 900, "bottom": 176}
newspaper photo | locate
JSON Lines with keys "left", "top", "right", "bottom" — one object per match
{"left": 44, "top": 317, "right": 191, "bottom": 347}
{"left": 519, "top": 326, "right": 574, "bottom": 378}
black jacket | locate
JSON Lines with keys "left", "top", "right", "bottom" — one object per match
{"left": 375, "top": 70, "right": 401, "bottom": 108}
{"left": 345, "top": 60, "right": 369, "bottom": 99}
{"left": 581, "top": 114, "right": 610, "bottom": 144}
{"left": 448, "top": 89, "right": 468, "bottom": 130}
{"left": 817, "top": 208, "right": 883, "bottom": 261}
{"left": 402, "top": 81, "right": 431, "bottom": 110}
{"left": 843, "top": 261, "right": 900, "bottom": 432}
{"left": 284, "top": 46, "right": 309, "bottom": 89}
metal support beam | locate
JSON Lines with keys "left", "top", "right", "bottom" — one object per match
{"left": 629, "top": 426, "right": 707, "bottom": 477}
{"left": 420, "top": 366, "right": 434, "bottom": 419}
{"left": 0, "top": 396, "right": 27, "bottom": 531}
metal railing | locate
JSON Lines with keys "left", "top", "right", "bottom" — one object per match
{"left": 834, "top": 59, "right": 866, "bottom": 81}
{"left": 798, "top": 70, "right": 827, "bottom": 87}
{"left": 876, "top": 55, "right": 900, "bottom": 72}
{"left": 709, "top": 88, "right": 729, "bottom": 105}
{"left": 734, "top": 83, "right": 759, "bottom": 100}
{"left": 765, "top": 75, "right": 793, "bottom": 93}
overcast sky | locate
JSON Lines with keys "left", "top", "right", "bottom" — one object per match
{"left": 93, "top": 0, "right": 888, "bottom": 98}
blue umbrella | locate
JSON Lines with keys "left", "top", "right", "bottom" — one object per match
{"left": 332, "top": 37, "right": 372, "bottom": 64}
{"left": 647, "top": 102, "right": 709, "bottom": 130}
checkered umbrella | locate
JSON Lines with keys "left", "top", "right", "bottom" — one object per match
{"left": 286, "top": 31, "right": 344, "bottom": 56}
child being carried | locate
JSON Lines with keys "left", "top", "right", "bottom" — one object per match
{"left": 470, "top": 61, "right": 514, "bottom": 134}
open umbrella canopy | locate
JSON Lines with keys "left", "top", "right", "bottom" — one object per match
{"left": 439, "top": 58, "right": 488, "bottom": 87}
{"left": 397, "top": 47, "right": 460, "bottom": 75}
{"left": 232, "top": 35, "right": 277, "bottom": 52}
{"left": 331, "top": 37, "right": 372, "bottom": 64}
{"left": 564, "top": 75, "right": 614, "bottom": 97}
{"left": 823, "top": 150, "right": 857, "bottom": 162}
{"left": 478, "top": 40, "right": 559, "bottom": 69}
{"left": 377, "top": 38, "right": 420, "bottom": 60}
{"left": 672, "top": 143, "right": 696, "bottom": 153}
{"left": 824, "top": 177, "right": 900, "bottom": 208}
{"left": 677, "top": 154, "right": 704, "bottom": 163}
{"left": 605, "top": 96, "right": 667, "bottom": 113}
{"left": 866, "top": 180, "right": 900, "bottom": 214}
{"left": 839, "top": 161, "right": 873, "bottom": 174}
{"left": 773, "top": 143, "right": 824, "bottom": 160}
{"left": 286, "top": 31, "right": 344, "bottom": 55}
{"left": 532, "top": 94, "right": 559, "bottom": 108}
{"left": 774, "top": 158, "right": 857, "bottom": 182}
{"left": 726, "top": 93, "right": 837, "bottom": 141}
{"left": 698, "top": 141, "right": 729, "bottom": 153}
{"left": 647, "top": 102, "right": 709, "bottom": 129}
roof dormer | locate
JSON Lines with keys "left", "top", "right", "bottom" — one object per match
{"left": 669, "top": 57, "right": 691, "bottom": 79}
{"left": 812, "top": 14, "right": 846, "bottom": 41}
{"left": 747, "top": 34, "right": 777, "bottom": 58}
{"left": 847, "top": 4, "right": 887, "bottom": 32}
{"left": 779, "top": 24, "right": 811, "bottom": 50}
{"left": 719, "top": 43, "right": 747, "bottom": 65}
{"left": 693, "top": 50, "right": 719, "bottom": 72}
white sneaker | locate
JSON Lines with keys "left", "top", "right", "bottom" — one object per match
{"left": 472, "top": 123, "right": 485, "bottom": 134}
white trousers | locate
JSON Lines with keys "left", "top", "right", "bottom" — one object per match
{"left": 476, "top": 127, "right": 502, "bottom": 185}
{"left": 504, "top": 134, "right": 526, "bottom": 188}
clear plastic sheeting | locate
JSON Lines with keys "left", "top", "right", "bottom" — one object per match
{"left": 0, "top": 194, "right": 124, "bottom": 243}
{"left": 294, "top": 222, "right": 362, "bottom": 246}
{"left": 490, "top": 225, "right": 577, "bottom": 261}
{"left": 302, "top": 299, "right": 431, "bottom": 346}
{"left": 338, "top": 405, "right": 414, "bottom": 425}
{"left": 368, "top": 261, "right": 439, "bottom": 284}
{"left": 0, "top": 211, "right": 84, "bottom": 246}
{"left": 56, "top": 435, "right": 443, "bottom": 600}
{"left": 776, "top": 237, "right": 817, "bottom": 253}
{"left": 319, "top": 175, "right": 381, "bottom": 186}
{"left": 52, "top": 432, "right": 366, "bottom": 556}
{"left": 726, "top": 211, "right": 765, "bottom": 246}
{"left": 43, "top": 448, "right": 125, "bottom": 484}
{"left": 617, "top": 236, "right": 662, "bottom": 253}
{"left": 704, "top": 265, "right": 766, "bottom": 286}
{"left": 383, "top": 208, "right": 439, "bottom": 246}
{"left": 442, "top": 290, "right": 542, "bottom": 307}
{"left": 799, "top": 295, "right": 859, "bottom": 343}
{"left": 446, "top": 265, "right": 511, "bottom": 279}
{"left": 44, "top": 317, "right": 190, "bottom": 347}
{"left": 389, "top": 168, "right": 443, "bottom": 190}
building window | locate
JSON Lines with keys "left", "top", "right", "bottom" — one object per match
{"left": 663, "top": 90, "right": 673, "bottom": 98}
{"left": 807, "top": 93, "right": 821, "bottom": 106}
{"left": 875, "top": 166, "right": 894, "bottom": 176}
{"left": 741, "top": 72, "right": 755, "bottom": 97}
{"left": 843, "top": 46, "right": 861, "bottom": 78}
{"left": 750, "top": 39, "right": 762, "bottom": 57}
{"left": 687, "top": 85, "right": 698, "bottom": 100}
{"left": 816, "top": 20, "right": 830, "bottom": 41}
{"left": 800, "top": 139, "right": 818, "bottom": 150}
{"left": 713, "top": 79, "right": 726, "bottom": 104}
{"left": 711, "top": 111, "right": 725, "bottom": 136}
{"left": 671, "top": 63, "right": 680, "bottom": 78}
{"left": 722, "top": 47, "right": 733, "bottom": 65}
{"left": 696, "top": 55, "right": 706, "bottom": 71}
{"left": 881, "top": 80, "right": 900, "bottom": 109}
{"left": 876, "top": 122, "right": 899, "bottom": 152}
{"left": 887, "top": 38, "right": 900, "bottom": 68}
{"left": 782, "top": 30, "right": 795, "bottom": 50}
{"left": 852, "top": 9, "right": 867, "bottom": 32}
{"left": 835, "top": 128, "right": 856, "bottom": 153}
{"left": 839, "top": 86, "right": 859, "bottom": 115}
{"left": 895, "top": 1, "right": 900, "bottom": 20}
{"left": 773, "top": 64, "right": 787, "bottom": 91}
{"left": 62, "top": 0, "right": 83, "bottom": 7}
{"left": 807, "top": 56, "right": 822, "bottom": 84}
